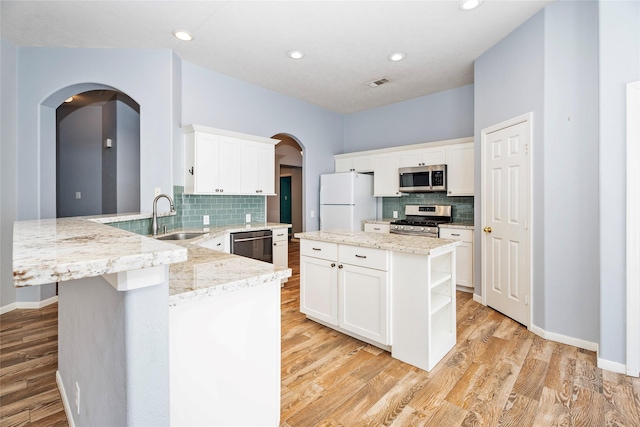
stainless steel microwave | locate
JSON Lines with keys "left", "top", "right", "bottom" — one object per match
{"left": 398, "top": 164, "right": 447, "bottom": 193}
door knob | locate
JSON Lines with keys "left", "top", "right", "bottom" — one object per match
{"left": 484, "top": 227, "right": 492, "bottom": 233}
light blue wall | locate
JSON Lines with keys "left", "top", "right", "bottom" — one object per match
{"left": 344, "top": 85, "right": 474, "bottom": 152}
{"left": 1, "top": 39, "right": 18, "bottom": 308}
{"left": 474, "top": 10, "right": 546, "bottom": 326}
{"left": 543, "top": 0, "right": 600, "bottom": 347}
{"left": 180, "top": 61, "right": 345, "bottom": 231}
{"left": 599, "top": 0, "right": 640, "bottom": 364}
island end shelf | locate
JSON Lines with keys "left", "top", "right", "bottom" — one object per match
{"left": 295, "top": 230, "right": 460, "bottom": 372}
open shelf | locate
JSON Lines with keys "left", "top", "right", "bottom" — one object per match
{"left": 430, "top": 271, "right": 452, "bottom": 289}
{"left": 430, "top": 293, "right": 452, "bottom": 315}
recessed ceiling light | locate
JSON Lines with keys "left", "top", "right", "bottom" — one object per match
{"left": 459, "top": 0, "right": 483, "bottom": 11}
{"left": 173, "top": 30, "right": 194, "bottom": 41}
{"left": 389, "top": 52, "right": 406, "bottom": 62}
{"left": 287, "top": 50, "right": 305, "bottom": 60}
{"left": 64, "top": 96, "right": 73, "bottom": 103}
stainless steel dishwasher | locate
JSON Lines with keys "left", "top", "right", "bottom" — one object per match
{"left": 230, "top": 230, "right": 273, "bottom": 263}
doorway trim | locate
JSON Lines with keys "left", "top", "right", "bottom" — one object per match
{"left": 480, "top": 112, "right": 534, "bottom": 329}
{"left": 627, "top": 81, "right": 640, "bottom": 377}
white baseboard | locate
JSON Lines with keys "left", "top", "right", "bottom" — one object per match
{"left": 56, "top": 371, "right": 76, "bottom": 427}
{"left": 596, "top": 357, "right": 627, "bottom": 375}
{"left": 1, "top": 296, "right": 58, "bottom": 315}
{"left": 472, "top": 293, "right": 482, "bottom": 304}
{"left": 530, "top": 324, "right": 598, "bottom": 352}
{"left": 0, "top": 302, "right": 17, "bottom": 315}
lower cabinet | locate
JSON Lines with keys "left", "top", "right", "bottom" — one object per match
{"left": 272, "top": 229, "right": 289, "bottom": 284}
{"left": 300, "top": 240, "right": 390, "bottom": 346}
{"left": 439, "top": 228, "right": 473, "bottom": 289}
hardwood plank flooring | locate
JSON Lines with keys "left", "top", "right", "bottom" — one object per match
{"left": 2, "top": 239, "right": 639, "bottom": 426}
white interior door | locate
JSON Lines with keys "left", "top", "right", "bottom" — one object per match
{"left": 482, "top": 116, "right": 531, "bottom": 326}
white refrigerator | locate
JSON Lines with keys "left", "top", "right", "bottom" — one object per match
{"left": 320, "top": 172, "right": 376, "bottom": 232}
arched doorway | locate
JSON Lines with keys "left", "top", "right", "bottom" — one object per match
{"left": 268, "top": 134, "right": 303, "bottom": 236}
{"left": 56, "top": 90, "right": 140, "bottom": 217}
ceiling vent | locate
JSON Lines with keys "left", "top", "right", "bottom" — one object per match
{"left": 366, "top": 78, "right": 390, "bottom": 88}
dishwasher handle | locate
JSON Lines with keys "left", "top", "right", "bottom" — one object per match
{"left": 232, "top": 235, "right": 272, "bottom": 243}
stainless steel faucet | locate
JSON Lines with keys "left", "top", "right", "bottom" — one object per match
{"left": 152, "top": 194, "right": 175, "bottom": 236}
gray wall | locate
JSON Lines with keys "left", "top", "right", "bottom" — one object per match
{"left": 344, "top": 84, "right": 474, "bottom": 151}
{"left": 599, "top": 0, "right": 640, "bottom": 364}
{"left": 102, "top": 97, "right": 118, "bottom": 214}
{"left": 474, "top": 10, "right": 546, "bottom": 325}
{"left": 58, "top": 274, "right": 169, "bottom": 426}
{"left": 1, "top": 39, "right": 17, "bottom": 308}
{"left": 57, "top": 105, "right": 103, "bottom": 217}
{"left": 116, "top": 98, "right": 141, "bottom": 213}
{"left": 180, "top": 61, "right": 345, "bottom": 232}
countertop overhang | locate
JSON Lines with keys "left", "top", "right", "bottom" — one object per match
{"left": 295, "top": 230, "right": 460, "bottom": 256}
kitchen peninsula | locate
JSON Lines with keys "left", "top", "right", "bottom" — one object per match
{"left": 13, "top": 216, "right": 291, "bottom": 427}
{"left": 295, "top": 230, "right": 460, "bottom": 371}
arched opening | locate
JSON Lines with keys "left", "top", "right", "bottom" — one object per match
{"left": 268, "top": 134, "right": 304, "bottom": 236}
{"left": 56, "top": 90, "right": 140, "bottom": 217}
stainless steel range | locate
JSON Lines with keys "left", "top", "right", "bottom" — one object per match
{"left": 390, "top": 205, "right": 452, "bottom": 237}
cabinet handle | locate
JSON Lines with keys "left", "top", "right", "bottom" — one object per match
{"left": 215, "top": 189, "right": 220, "bottom": 193}
{"left": 338, "top": 264, "right": 344, "bottom": 269}
{"left": 331, "top": 263, "right": 336, "bottom": 267}
{"left": 220, "top": 189, "right": 224, "bottom": 193}
{"left": 188, "top": 167, "right": 194, "bottom": 175}
{"left": 373, "top": 227, "right": 380, "bottom": 230}
{"left": 312, "top": 248, "right": 322, "bottom": 251}
{"left": 355, "top": 254, "right": 367, "bottom": 259}
{"left": 451, "top": 233, "right": 460, "bottom": 236}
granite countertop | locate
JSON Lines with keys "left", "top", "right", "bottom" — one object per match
{"left": 13, "top": 217, "right": 187, "bottom": 287}
{"left": 295, "top": 230, "right": 459, "bottom": 256}
{"left": 439, "top": 223, "right": 475, "bottom": 230}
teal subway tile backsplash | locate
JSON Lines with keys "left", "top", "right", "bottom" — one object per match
{"left": 107, "top": 186, "right": 267, "bottom": 235}
{"left": 383, "top": 193, "right": 474, "bottom": 224}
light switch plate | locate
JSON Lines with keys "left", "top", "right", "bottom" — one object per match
{"left": 154, "top": 187, "right": 161, "bottom": 197}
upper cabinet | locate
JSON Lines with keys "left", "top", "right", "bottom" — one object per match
{"left": 184, "top": 125, "right": 279, "bottom": 196}
{"left": 445, "top": 142, "right": 474, "bottom": 196}
{"left": 334, "top": 137, "right": 474, "bottom": 198}
{"left": 335, "top": 154, "right": 374, "bottom": 173}
{"left": 399, "top": 146, "right": 446, "bottom": 168}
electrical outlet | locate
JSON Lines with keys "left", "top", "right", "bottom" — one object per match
{"left": 203, "top": 215, "right": 209, "bottom": 225}
{"left": 75, "top": 192, "right": 81, "bottom": 199}
{"left": 245, "top": 213, "right": 251, "bottom": 223}
{"left": 393, "top": 211, "right": 398, "bottom": 219}
{"left": 154, "top": 187, "right": 161, "bottom": 197}
{"left": 75, "top": 382, "right": 80, "bottom": 414}
{"left": 310, "top": 210, "right": 315, "bottom": 218}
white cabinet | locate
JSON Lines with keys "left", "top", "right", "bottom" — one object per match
{"left": 300, "top": 240, "right": 390, "bottom": 346}
{"left": 335, "top": 154, "right": 374, "bottom": 173}
{"left": 185, "top": 133, "right": 241, "bottom": 194}
{"left": 373, "top": 152, "right": 402, "bottom": 197}
{"left": 183, "top": 125, "right": 278, "bottom": 196}
{"left": 439, "top": 228, "right": 473, "bottom": 289}
{"left": 272, "top": 229, "right": 289, "bottom": 284}
{"left": 399, "top": 146, "right": 446, "bottom": 167}
{"left": 445, "top": 142, "right": 475, "bottom": 196}
{"left": 364, "top": 223, "right": 390, "bottom": 233}
{"left": 241, "top": 139, "right": 276, "bottom": 195}
{"left": 197, "top": 233, "right": 230, "bottom": 253}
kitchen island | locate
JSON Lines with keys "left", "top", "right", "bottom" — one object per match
{"left": 13, "top": 216, "right": 291, "bottom": 427}
{"left": 295, "top": 230, "right": 460, "bottom": 371}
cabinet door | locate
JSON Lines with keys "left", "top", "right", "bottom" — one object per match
{"left": 300, "top": 256, "right": 338, "bottom": 325}
{"left": 217, "top": 136, "right": 241, "bottom": 194}
{"left": 373, "top": 153, "right": 401, "bottom": 197}
{"left": 455, "top": 241, "right": 473, "bottom": 287}
{"left": 338, "top": 263, "right": 389, "bottom": 345}
{"left": 446, "top": 142, "right": 474, "bottom": 196}
{"left": 399, "top": 147, "right": 445, "bottom": 167}
{"left": 273, "top": 240, "right": 288, "bottom": 283}
{"left": 352, "top": 155, "right": 374, "bottom": 172}
{"left": 335, "top": 157, "right": 353, "bottom": 173}
{"left": 193, "top": 133, "right": 219, "bottom": 194}
{"left": 241, "top": 140, "right": 275, "bottom": 195}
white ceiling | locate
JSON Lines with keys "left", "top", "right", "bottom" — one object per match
{"left": 0, "top": 0, "right": 553, "bottom": 114}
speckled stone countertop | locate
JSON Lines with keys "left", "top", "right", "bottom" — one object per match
{"left": 295, "top": 230, "right": 459, "bottom": 256}
{"left": 13, "top": 217, "right": 187, "bottom": 287}
{"left": 158, "top": 223, "right": 292, "bottom": 306}
{"left": 439, "top": 223, "right": 475, "bottom": 230}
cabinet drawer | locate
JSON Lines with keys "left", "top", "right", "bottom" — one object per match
{"left": 301, "top": 239, "right": 338, "bottom": 260}
{"left": 272, "top": 228, "right": 288, "bottom": 242}
{"left": 439, "top": 228, "right": 473, "bottom": 242}
{"left": 364, "top": 223, "right": 390, "bottom": 234}
{"left": 339, "top": 245, "right": 388, "bottom": 271}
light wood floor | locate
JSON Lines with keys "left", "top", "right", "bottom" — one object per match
{"left": 2, "top": 240, "right": 639, "bottom": 426}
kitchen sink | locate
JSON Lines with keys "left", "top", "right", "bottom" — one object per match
{"left": 156, "top": 232, "right": 206, "bottom": 241}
